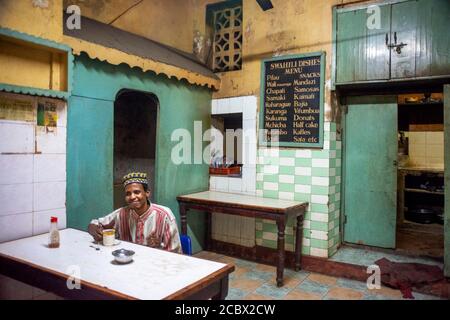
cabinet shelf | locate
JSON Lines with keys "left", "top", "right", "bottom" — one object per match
{"left": 404, "top": 188, "right": 444, "bottom": 195}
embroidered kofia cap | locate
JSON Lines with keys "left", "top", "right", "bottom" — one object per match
{"left": 123, "top": 172, "right": 148, "bottom": 187}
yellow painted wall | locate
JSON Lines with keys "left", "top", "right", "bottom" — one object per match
{"left": 194, "top": 0, "right": 370, "bottom": 121}
{"left": 64, "top": 0, "right": 195, "bottom": 53}
{"left": 0, "top": 0, "right": 63, "bottom": 42}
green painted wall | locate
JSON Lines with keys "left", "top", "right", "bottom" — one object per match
{"left": 445, "top": 85, "right": 450, "bottom": 277}
{"left": 67, "top": 53, "right": 212, "bottom": 252}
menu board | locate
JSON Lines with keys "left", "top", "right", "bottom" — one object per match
{"left": 260, "top": 53, "right": 324, "bottom": 148}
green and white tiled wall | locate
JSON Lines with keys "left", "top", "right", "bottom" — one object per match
{"left": 255, "top": 122, "right": 342, "bottom": 258}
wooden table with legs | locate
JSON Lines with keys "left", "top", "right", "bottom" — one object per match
{"left": 177, "top": 191, "right": 308, "bottom": 287}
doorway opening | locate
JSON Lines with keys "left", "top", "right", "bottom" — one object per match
{"left": 113, "top": 90, "right": 158, "bottom": 210}
{"left": 396, "top": 92, "right": 444, "bottom": 259}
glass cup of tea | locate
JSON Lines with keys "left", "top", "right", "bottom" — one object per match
{"left": 102, "top": 229, "right": 115, "bottom": 246}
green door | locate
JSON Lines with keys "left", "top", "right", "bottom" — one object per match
{"left": 336, "top": 4, "right": 391, "bottom": 83}
{"left": 344, "top": 96, "right": 398, "bottom": 248}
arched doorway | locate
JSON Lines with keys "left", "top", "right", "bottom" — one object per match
{"left": 113, "top": 89, "right": 158, "bottom": 209}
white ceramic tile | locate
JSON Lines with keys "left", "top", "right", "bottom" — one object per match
{"left": 312, "top": 177, "right": 329, "bottom": 186}
{"left": 33, "top": 208, "right": 66, "bottom": 236}
{"left": 278, "top": 192, "right": 294, "bottom": 200}
{"left": 0, "top": 122, "right": 34, "bottom": 154}
{"left": 279, "top": 157, "right": 295, "bottom": 166}
{"left": 302, "top": 238, "right": 310, "bottom": 247}
{"left": 330, "top": 132, "right": 336, "bottom": 141}
{"left": 329, "top": 185, "right": 336, "bottom": 194}
{"left": 310, "top": 247, "right": 328, "bottom": 258}
{"left": 243, "top": 127, "right": 257, "bottom": 145}
{"left": 295, "top": 167, "right": 311, "bottom": 176}
{"left": 33, "top": 154, "right": 66, "bottom": 183}
{"left": 329, "top": 203, "right": 335, "bottom": 212}
{"left": 243, "top": 96, "right": 257, "bottom": 120}
{"left": 211, "top": 99, "right": 218, "bottom": 114}
{"left": 323, "top": 141, "right": 330, "bottom": 150}
{"left": 295, "top": 150, "right": 312, "bottom": 158}
{"left": 256, "top": 172, "right": 264, "bottom": 182}
{"left": 324, "top": 122, "right": 331, "bottom": 132}
{"left": 279, "top": 175, "right": 294, "bottom": 184}
{"left": 329, "top": 168, "right": 336, "bottom": 177}
{"left": 303, "top": 220, "right": 311, "bottom": 229}
{"left": 330, "top": 150, "right": 336, "bottom": 158}
{"left": 335, "top": 176, "right": 341, "bottom": 184}
{"left": 229, "top": 177, "right": 242, "bottom": 193}
{"left": 263, "top": 182, "right": 278, "bottom": 191}
{"left": 312, "top": 158, "right": 329, "bottom": 168}
{"left": 426, "top": 131, "right": 444, "bottom": 146}
{"left": 242, "top": 166, "right": 256, "bottom": 193}
{"left": 262, "top": 231, "right": 277, "bottom": 241}
{"left": 33, "top": 182, "right": 66, "bottom": 212}
{"left": 0, "top": 212, "right": 33, "bottom": 243}
{"left": 426, "top": 144, "right": 443, "bottom": 159}
{"left": 243, "top": 142, "right": 257, "bottom": 166}
{"left": 209, "top": 176, "right": 217, "bottom": 191}
{"left": 256, "top": 190, "right": 263, "bottom": 196}
{"left": 229, "top": 99, "right": 243, "bottom": 114}
{"left": 295, "top": 184, "right": 311, "bottom": 194}
{"left": 215, "top": 176, "right": 229, "bottom": 192}
{"left": 263, "top": 165, "right": 278, "bottom": 175}
{"left": 311, "top": 195, "right": 328, "bottom": 205}
{"left": 0, "top": 183, "right": 33, "bottom": 216}
{"left": 336, "top": 159, "right": 341, "bottom": 167}
{"left": 243, "top": 119, "right": 255, "bottom": 132}
{"left": 311, "top": 230, "right": 328, "bottom": 240}
{"left": 409, "top": 132, "right": 426, "bottom": 145}
{"left": 0, "top": 155, "right": 33, "bottom": 185}
{"left": 35, "top": 126, "right": 66, "bottom": 154}
{"left": 311, "top": 212, "right": 328, "bottom": 222}
{"left": 336, "top": 141, "right": 342, "bottom": 150}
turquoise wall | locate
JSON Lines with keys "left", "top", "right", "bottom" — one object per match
{"left": 67, "top": 53, "right": 212, "bottom": 252}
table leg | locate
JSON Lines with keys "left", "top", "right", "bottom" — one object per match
{"left": 205, "top": 211, "right": 212, "bottom": 251}
{"left": 295, "top": 214, "right": 304, "bottom": 271}
{"left": 276, "top": 219, "right": 286, "bottom": 287}
{"left": 180, "top": 203, "right": 187, "bottom": 235}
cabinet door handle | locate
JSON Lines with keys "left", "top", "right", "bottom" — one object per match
{"left": 394, "top": 32, "right": 397, "bottom": 45}
{"left": 385, "top": 33, "right": 389, "bottom": 46}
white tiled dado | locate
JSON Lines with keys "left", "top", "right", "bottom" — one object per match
{"left": 33, "top": 154, "right": 66, "bottom": 182}
{"left": 0, "top": 183, "right": 33, "bottom": 216}
{"left": 0, "top": 155, "right": 33, "bottom": 185}
{"left": 0, "top": 121, "right": 34, "bottom": 154}
{"left": 33, "top": 182, "right": 66, "bottom": 212}
{"left": 33, "top": 208, "right": 66, "bottom": 236}
{"left": 0, "top": 212, "right": 33, "bottom": 243}
{"left": 35, "top": 126, "right": 66, "bottom": 154}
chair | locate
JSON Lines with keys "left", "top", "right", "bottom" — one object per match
{"left": 180, "top": 234, "right": 192, "bottom": 255}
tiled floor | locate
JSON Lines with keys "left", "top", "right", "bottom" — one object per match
{"left": 193, "top": 251, "right": 444, "bottom": 300}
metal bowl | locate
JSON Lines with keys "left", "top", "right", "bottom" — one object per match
{"left": 112, "top": 248, "right": 135, "bottom": 264}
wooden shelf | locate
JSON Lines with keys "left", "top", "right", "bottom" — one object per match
{"left": 404, "top": 188, "right": 444, "bottom": 195}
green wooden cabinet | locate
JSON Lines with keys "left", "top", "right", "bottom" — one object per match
{"left": 335, "top": 0, "right": 450, "bottom": 84}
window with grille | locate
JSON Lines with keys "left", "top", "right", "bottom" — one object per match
{"left": 212, "top": 4, "right": 242, "bottom": 72}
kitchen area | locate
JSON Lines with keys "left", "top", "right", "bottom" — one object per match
{"left": 397, "top": 93, "right": 444, "bottom": 259}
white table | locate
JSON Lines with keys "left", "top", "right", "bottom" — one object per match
{"left": 0, "top": 228, "right": 234, "bottom": 300}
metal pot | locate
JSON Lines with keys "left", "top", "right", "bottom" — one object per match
{"left": 112, "top": 248, "right": 135, "bottom": 264}
{"left": 405, "top": 207, "right": 435, "bottom": 224}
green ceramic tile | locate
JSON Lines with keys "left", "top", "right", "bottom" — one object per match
{"left": 310, "top": 239, "right": 328, "bottom": 249}
{"left": 263, "top": 190, "right": 278, "bottom": 199}
{"left": 279, "top": 183, "right": 295, "bottom": 193}
{"left": 310, "top": 203, "right": 328, "bottom": 213}
{"left": 279, "top": 166, "right": 295, "bottom": 175}
{"left": 330, "top": 123, "right": 337, "bottom": 132}
{"left": 294, "top": 176, "right": 312, "bottom": 185}
{"left": 256, "top": 181, "right": 264, "bottom": 190}
{"left": 312, "top": 167, "right": 329, "bottom": 177}
{"left": 261, "top": 239, "right": 277, "bottom": 249}
{"left": 312, "top": 150, "right": 330, "bottom": 159}
{"left": 311, "top": 185, "right": 328, "bottom": 195}
{"left": 262, "top": 174, "right": 278, "bottom": 183}
{"left": 255, "top": 230, "right": 263, "bottom": 240}
{"left": 324, "top": 131, "right": 330, "bottom": 141}
{"left": 279, "top": 149, "right": 296, "bottom": 158}
{"left": 329, "top": 141, "right": 337, "bottom": 150}
{"left": 310, "top": 221, "right": 328, "bottom": 232}
{"left": 302, "top": 246, "right": 310, "bottom": 255}
{"left": 294, "top": 193, "right": 311, "bottom": 203}
{"left": 295, "top": 157, "right": 312, "bottom": 166}
{"left": 262, "top": 222, "right": 277, "bottom": 233}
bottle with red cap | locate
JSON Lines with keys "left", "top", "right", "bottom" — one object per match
{"left": 48, "top": 216, "right": 60, "bottom": 248}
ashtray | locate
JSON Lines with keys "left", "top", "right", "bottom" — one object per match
{"left": 112, "top": 248, "right": 135, "bottom": 264}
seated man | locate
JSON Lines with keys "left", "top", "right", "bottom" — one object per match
{"left": 88, "top": 172, "right": 182, "bottom": 253}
